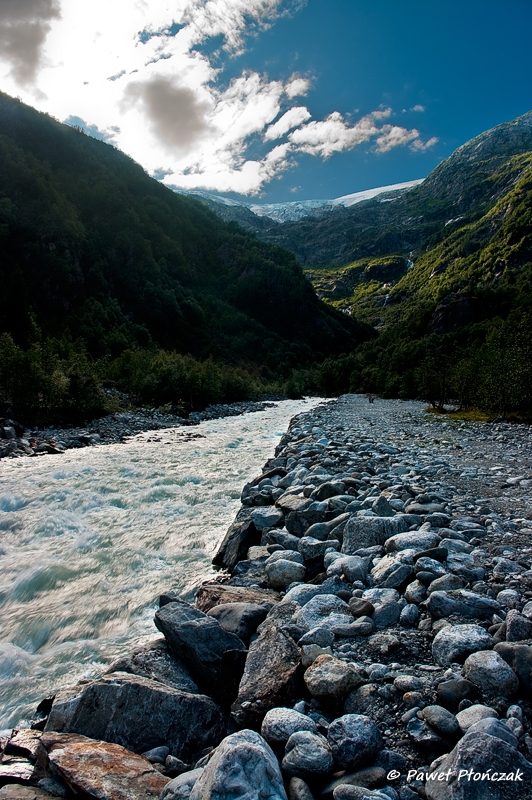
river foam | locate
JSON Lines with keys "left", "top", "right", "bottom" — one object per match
{"left": 0, "top": 398, "right": 321, "bottom": 729}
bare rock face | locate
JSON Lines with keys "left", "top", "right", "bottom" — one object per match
{"left": 212, "top": 515, "right": 260, "bottom": 571}
{"left": 342, "top": 516, "right": 409, "bottom": 555}
{"left": 45, "top": 672, "right": 226, "bottom": 763}
{"left": 0, "top": 788, "right": 52, "bottom": 800}
{"left": 189, "top": 730, "right": 287, "bottom": 800}
{"left": 108, "top": 638, "right": 200, "bottom": 693}
{"left": 38, "top": 732, "right": 169, "bottom": 800}
{"left": 232, "top": 623, "right": 302, "bottom": 728}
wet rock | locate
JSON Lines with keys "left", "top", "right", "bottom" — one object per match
{"left": 282, "top": 730, "right": 333, "bottom": 777}
{"left": 38, "top": 732, "right": 169, "bottom": 800}
{"left": 463, "top": 650, "right": 519, "bottom": 696}
{"left": 232, "top": 623, "right": 301, "bottom": 728}
{"left": 45, "top": 673, "right": 226, "bottom": 762}
{"left": 160, "top": 768, "right": 204, "bottom": 800}
{"left": 304, "top": 655, "right": 364, "bottom": 701}
{"left": 432, "top": 624, "right": 493, "bottom": 666}
{"left": 327, "top": 714, "right": 383, "bottom": 769}
{"left": 261, "top": 707, "right": 317, "bottom": 745}
{"left": 188, "top": 730, "right": 287, "bottom": 800}
{"left": 207, "top": 602, "right": 269, "bottom": 644}
{"left": 108, "top": 638, "right": 200, "bottom": 694}
{"left": 154, "top": 604, "right": 246, "bottom": 703}
{"left": 212, "top": 516, "right": 260, "bottom": 571}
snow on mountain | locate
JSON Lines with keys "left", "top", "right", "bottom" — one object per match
{"left": 175, "top": 178, "right": 424, "bottom": 223}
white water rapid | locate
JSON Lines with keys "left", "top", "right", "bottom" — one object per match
{"left": 0, "top": 399, "right": 321, "bottom": 730}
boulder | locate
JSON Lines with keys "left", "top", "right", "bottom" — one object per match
{"left": 420, "top": 705, "right": 459, "bottom": 736}
{"left": 327, "top": 715, "right": 382, "bottom": 769}
{"left": 282, "top": 731, "right": 333, "bottom": 778}
{"left": 432, "top": 624, "right": 493, "bottom": 666}
{"left": 232, "top": 623, "right": 301, "bottom": 728}
{"left": 494, "top": 642, "right": 532, "bottom": 693}
{"left": 189, "top": 730, "right": 287, "bottom": 800}
{"left": 108, "top": 638, "right": 200, "bottom": 694}
{"left": 436, "top": 679, "right": 478, "bottom": 711}
{"left": 295, "top": 594, "right": 351, "bottom": 632}
{"left": 0, "top": 789, "right": 52, "bottom": 800}
{"left": 342, "top": 516, "right": 409, "bottom": 555}
{"left": 455, "top": 704, "right": 498, "bottom": 733}
{"left": 194, "top": 583, "right": 279, "bottom": 613}
{"left": 266, "top": 559, "right": 306, "bottom": 589}
{"left": 207, "top": 602, "right": 269, "bottom": 644}
{"left": 463, "top": 651, "right": 519, "bottom": 696}
{"left": 250, "top": 507, "right": 284, "bottom": 531}
{"left": 261, "top": 707, "right": 317, "bottom": 745}
{"left": 304, "top": 655, "right": 364, "bottom": 701}
{"left": 45, "top": 673, "right": 226, "bottom": 762}
{"left": 212, "top": 515, "right": 260, "bottom": 571}
{"left": 384, "top": 531, "right": 441, "bottom": 553}
{"left": 161, "top": 768, "right": 204, "bottom": 800}
{"left": 425, "top": 731, "right": 532, "bottom": 800}
{"left": 38, "top": 732, "right": 169, "bottom": 800}
{"left": 505, "top": 610, "right": 532, "bottom": 642}
{"left": 154, "top": 602, "right": 246, "bottom": 702}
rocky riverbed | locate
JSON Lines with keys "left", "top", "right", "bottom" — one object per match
{"left": 2, "top": 394, "right": 532, "bottom": 800}
{"left": 0, "top": 400, "right": 278, "bottom": 460}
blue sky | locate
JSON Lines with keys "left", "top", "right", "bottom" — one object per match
{"left": 1, "top": 0, "right": 531, "bottom": 203}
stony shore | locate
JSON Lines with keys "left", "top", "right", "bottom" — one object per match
{"left": 2, "top": 394, "right": 532, "bottom": 800}
{"left": 0, "top": 400, "right": 278, "bottom": 459}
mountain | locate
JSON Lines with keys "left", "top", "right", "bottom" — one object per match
{"left": 0, "top": 92, "right": 372, "bottom": 422}
{"left": 176, "top": 180, "right": 423, "bottom": 226}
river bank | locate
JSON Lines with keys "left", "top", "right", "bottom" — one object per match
{"left": 2, "top": 395, "right": 532, "bottom": 800}
{"left": 0, "top": 399, "right": 281, "bottom": 460}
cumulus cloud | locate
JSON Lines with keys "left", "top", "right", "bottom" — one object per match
{"left": 410, "top": 135, "right": 439, "bottom": 151}
{"left": 264, "top": 106, "right": 311, "bottom": 140}
{"left": 123, "top": 76, "right": 211, "bottom": 149}
{"left": 411, "top": 104, "right": 425, "bottom": 112}
{"left": 0, "top": 0, "right": 60, "bottom": 84}
{"left": 0, "top": 0, "right": 438, "bottom": 195}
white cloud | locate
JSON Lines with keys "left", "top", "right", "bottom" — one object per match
{"left": 410, "top": 135, "right": 438, "bottom": 151}
{"left": 264, "top": 106, "right": 311, "bottom": 140}
{"left": 411, "top": 104, "right": 425, "bottom": 112}
{"left": 0, "top": 0, "right": 437, "bottom": 195}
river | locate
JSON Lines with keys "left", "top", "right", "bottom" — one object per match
{"left": 0, "top": 398, "right": 321, "bottom": 730}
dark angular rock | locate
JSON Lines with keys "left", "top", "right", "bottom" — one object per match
{"left": 232, "top": 624, "right": 302, "bottom": 728}
{"left": 207, "top": 602, "right": 270, "bottom": 644}
{"left": 436, "top": 679, "right": 479, "bottom": 711}
{"left": 108, "top": 638, "right": 200, "bottom": 694}
{"left": 45, "top": 673, "right": 227, "bottom": 762}
{"left": 494, "top": 642, "right": 532, "bottom": 693}
{"left": 194, "top": 583, "right": 279, "bottom": 613}
{"left": 212, "top": 514, "right": 260, "bottom": 571}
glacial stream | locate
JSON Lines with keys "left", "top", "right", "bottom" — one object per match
{"left": 0, "top": 398, "right": 321, "bottom": 730}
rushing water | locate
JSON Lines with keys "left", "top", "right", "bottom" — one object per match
{"left": 0, "top": 399, "right": 321, "bottom": 730}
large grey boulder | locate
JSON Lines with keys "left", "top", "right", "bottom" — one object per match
{"left": 425, "top": 731, "right": 532, "bottom": 799}
{"left": 282, "top": 731, "right": 333, "bottom": 778}
{"left": 342, "top": 516, "right": 409, "bottom": 555}
{"left": 294, "top": 594, "right": 351, "bottom": 632}
{"left": 266, "top": 559, "right": 306, "bottom": 589}
{"left": 189, "top": 730, "right": 287, "bottom": 800}
{"left": 385, "top": 530, "right": 441, "bottom": 553}
{"left": 108, "top": 638, "right": 199, "bottom": 694}
{"left": 154, "top": 601, "right": 246, "bottom": 703}
{"left": 207, "top": 602, "right": 270, "bottom": 645}
{"left": 45, "top": 673, "right": 226, "bottom": 762}
{"left": 327, "top": 715, "right": 383, "bottom": 769}
{"left": 432, "top": 624, "right": 493, "bottom": 666}
{"left": 463, "top": 651, "right": 519, "bottom": 696}
{"left": 494, "top": 642, "right": 532, "bottom": 693}
{"left": 232, "top": 623, "right": 301, "bottom": 728}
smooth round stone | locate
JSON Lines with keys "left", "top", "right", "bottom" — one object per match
{"left": 420, "top": 705, "right": 459, "bottom": 736}
{"left": 327, "top": 714, "right": 383, "bottom": 769}
{"left": 394, "top": 675, "right": 425, "bottom": 693}
{"left": 261, "top": 707, "right": 317, "bottom": 745}
{"left": 304, "top": 655, "right": 364, "bottom": 700}
{"left": 282, "top": 731, "right": 333, "bottom": 777}
{"left": 455, "top": 703, "right": 498, "bottom": 733}
{"left": 400, "top": 604, "right": 419, "bottom": 627}
{"left": 349, "top": 598, "right": 375, "bottom": 618}
{"left": 266, "top": 559, "right": 306, "bottom": 589}
{"left": 298, "top": 626, "right": 335, "bottom": 648}
{"left": 404, "top": 580, "right": 426, "bottom": 604}
{"left": 463, "top": 651, "right": 519, "bottom": 696}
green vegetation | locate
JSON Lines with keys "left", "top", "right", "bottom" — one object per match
{"left": 0, "top": 92, "right": 372, "bottom": 424}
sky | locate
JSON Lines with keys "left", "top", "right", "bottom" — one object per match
{"left": 0, "top": 0, "right": 531, "bottom": 203}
